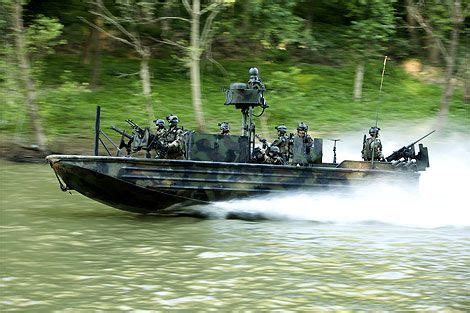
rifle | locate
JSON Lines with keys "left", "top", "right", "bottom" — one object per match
{"left": 146, "top": 133, "right": 169, "bottom": 158}
{"left": 385, "top": 130, "right": 435, "bottom": 162}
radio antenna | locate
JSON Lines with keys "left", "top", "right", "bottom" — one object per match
{"left": 370, "top": 56, "right": 388, "bottom": 169}
{"left": 375, "top": 56, "right": 388, "bottom": 127}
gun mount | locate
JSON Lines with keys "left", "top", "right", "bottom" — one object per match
{"left": 386, "top": 130, "right": 435, "bottom": 171}
{"left": 224, "top": 67, "right": 269, "bottom": 154}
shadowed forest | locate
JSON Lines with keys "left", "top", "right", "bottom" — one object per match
{"left": 0, "top": 0, "right": 468, "bottom": 156}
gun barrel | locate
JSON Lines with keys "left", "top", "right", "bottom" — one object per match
{"left": 111, "top": 126, "right": 133, "bottom": 140}
{"left": 125, "top": 119, "right": 144, "bottom": 133}
{"left": 407, "top": 130, "right": 436, "bottom": 148}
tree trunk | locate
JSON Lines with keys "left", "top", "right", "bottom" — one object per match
{"left": 190, "top": 0, "right": 205, "bottom": 131}
{"left": 90, "top": 33, "right": 102, "bottom": 90}
{"left": 427, "top": 35, "right": 440, "bottom": 64}
{"left": 140, "top": 51, "right": 154, "bottom": 123}
{"left": 241, "top": 0, "right": 251, "bottom": 32}
{"left": 89, "top": 9, "right": 102, "bottom": 89}
{"left": 436, "top": 0, "right": 462, "bottom": 127}
{"left": 12, "top": 0, "right": 47, "bottom": 150}
{"left": 353, "top": 62, "right": 365, "bottom": 101}
{"left": 464, "top": 55, "right": 470, "bottom": 103}
{"left": 82, "top": 26, "right": 94, "bottom": 65}
{"left": 405, "top": 0, "right": 418, "bottom": 49}
{"left": 161, "top": 0, "right": 172, "bottom": 38}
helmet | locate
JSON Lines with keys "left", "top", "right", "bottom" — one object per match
{"left": 249, "top": 67, "right": 259, "bottom": 76}
{"left": 275, "top": 124, "right": 287, "bottom": 134}
{"left": 253, "top": 147, "right": 264, "bottom": 159}
{"left": 269, "top": 146, "right": 280, "bottom": 155}
{"left": 167, "top": 114, "right": 179, "bottom": 125}
{"left": 297, "top": 122, "right": 308, "bottom": 131}
{"left": 369, "top": 126, "right": 380, "bottom": 136}
{"left": 218, "top": 122, "right": 230, "bottom": 132}
{"left": 154, "top": 119, "right": 165, "bottom": 128}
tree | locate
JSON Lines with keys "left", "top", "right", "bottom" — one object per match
{"left": 345, "top": 0, "right": 396, "bottom": 101}
{"left": 86, "top": 0, "right": 158, "bottom": 123}
{"left": 185, "top": 0, "right": 224, "bottom": 131}
{"left": 82, "top": 1, "right": 102, "bottom": 89}
{"left": 8, "top": 0, "right": 64, "bottom": 150}
{"left": 159, "top": 0, "right": 231, "bottom": 131}
{"left": 407, "top": 0, "right": 465, "bottom": 126}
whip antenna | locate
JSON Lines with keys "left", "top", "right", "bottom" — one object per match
{"left": 370, "top": 56, "right": 388, "bottom": 169}
{"left": 375, "top": 56, "right": 388, "bottom": 127}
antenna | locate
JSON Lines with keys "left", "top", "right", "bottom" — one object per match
{"left": 371, "top": 56, "right": 388, "bottom": 169}
{"left": 375, "top": 56, "right": 388, "bottom": 127}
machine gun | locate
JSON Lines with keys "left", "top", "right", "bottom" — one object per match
{"left": 111, "top": 126, "right": 132, "bottom": 140}
{"left": 386, "top": 130, "right": 435, "bottom": 162}
{"left": 125, "top": 119, "right": 145, "bottom": 135}
{"left": 385, "top": 130, "right": 435, "bottom": 171}
{"left": 111, "top": 126, "right": 133, "bottom": 154}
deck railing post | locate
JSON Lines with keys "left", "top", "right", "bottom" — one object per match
{"left": 94, "top": 106, "right": 101, "bottom": 156}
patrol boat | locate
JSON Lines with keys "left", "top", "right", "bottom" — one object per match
{"left": 47, "top": 68, "right": 432, "bottom": 214}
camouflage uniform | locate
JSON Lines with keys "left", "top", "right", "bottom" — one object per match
{"left": 361, "top": 127, "right": 384, "bottom": 161}
{"left": 265, "top": 146, "right": 287, "bottom": 165}
{"left": 251, "top": 147, "right": 268, "bottom": 164}
{"left": 271, "top": 124, "right": 289, "bottom": 161}
{"left": 152, "top": 119, "right": 166, "bottom": 159}
{"left": 162, "top": 126, "right": 184, "bottom": 159}
{"left": 266, "top": 154, "right": 286, "bottom": 165}
{"left": 295, "top": 122, "right": 314, "bottom": 154}
{"left": 161, "top": 115, "right": 185, "bottom": 160}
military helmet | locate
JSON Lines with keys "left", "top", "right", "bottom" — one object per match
{"left": 249, "top": 67, "right": 259, "bottom": 76}
{"left": 218, "top": 122, "right": 230, "bottom": 132}
{"left": 167, "top": 114, "right": 179, "bottom": 125}
{"left": 369, "top": 126, "right": 380, "bottom": 136}
{"left": 154, "top": 119, "right": 165, "bottom": 127}
{"left": 269, "top": 146, "right": 280, "bottom": 155}
{"left": 297, "top": 122, "right": 308, "bottom": 131}
{"left": 275, "top": 124, "right": 287, "bottom": 134}
{"left": 253, "top": 147, "right": 264, "bottom": 158}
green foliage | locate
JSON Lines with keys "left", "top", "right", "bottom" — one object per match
{"left": 214, "top": 0, "right": 316, "bottom": 59}
{"left": 26, "top": 15, "right": 66, "bottom": 57}
{"left": 345, "top": 0, "right": 396, "bottom": 60}
{"left": 2, "top": 55, "right": 467, "bottom": 145}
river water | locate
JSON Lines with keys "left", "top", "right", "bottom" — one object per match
{"left": 1, "top": 139, "right": 469, "bottom": 311}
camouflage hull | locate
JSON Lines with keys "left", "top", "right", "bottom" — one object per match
{"left": 47, "top": 155, "right": 420, "bottom": 214}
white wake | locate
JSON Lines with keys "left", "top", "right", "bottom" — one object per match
{"left": 200, "top": 128, "right": 470, "bottom": 228}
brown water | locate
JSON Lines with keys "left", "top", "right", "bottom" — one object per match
{"left": 0, "top": 160, "right": 469, "bottom": 311}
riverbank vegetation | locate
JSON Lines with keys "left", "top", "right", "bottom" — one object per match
{"left": 0, "top": 0, "right": 468, "bottom": 153}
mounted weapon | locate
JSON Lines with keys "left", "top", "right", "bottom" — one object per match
{"left": 385, "top": 130, "right": 435, "bottom": 162}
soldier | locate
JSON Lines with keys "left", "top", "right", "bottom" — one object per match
{"left": 154, "top": 119, "right": 166, "bottom": 137}
{"left": 295, "top": 122, "right": 314, "bottom": 153}
{"left": 361, "top": 126, "right": 385, "bottom": 161}
{"left": 162, "top": 114, "right": 185, "bottom": 160}
{"left": 265, "top": 146, "right": 286, "bottom": 165}
{"left": 271, "top": 124, "right": 289, "bottom": 161}
{"left": 218, "top": 122, "right": 230, "bottom": 135}
{"left": 251, "top": 147, "right": 267, "bottom": 163}
{"left": 151, "top": 119, "right": 166, "bottom": 159}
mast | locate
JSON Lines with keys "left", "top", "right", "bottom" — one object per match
{"left": 224, "top": 67, "right": 268, "bottom": 154}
